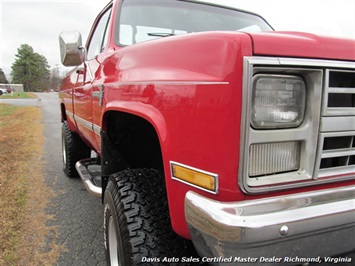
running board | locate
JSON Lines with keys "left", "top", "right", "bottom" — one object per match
{"left": 75, "top": 158, "right": 102, "bottom": 198}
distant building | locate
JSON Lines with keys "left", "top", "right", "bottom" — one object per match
{"left": 0, "top": 83, "right": 24, "bottom": 92}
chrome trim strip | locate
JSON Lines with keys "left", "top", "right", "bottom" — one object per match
{"left": 246, "top": 56, "right": 355, "bottom": 69}
{"left": 71, "top": 113, "right": 102, "bottom": 137}
{"left": 328, "top": 87, "right": 355, "bottom": 94}
{"left": 278, "top": 57, "right": 355, "bottom": 69}
{"left": 75, "top": 115, "right": 92, "bottom": 131}
{"left": 321, "top": 116, "right": 355, "bottom": 132}
{"left": 322, "top": 149, "right": 355, "bottom": 159}
{"left": 319, "top": 166, "right": 355, "bottom": 179}
{"left": 185, "top": 186, "right": 355, "bottom": 258}
{"left": 326, "top": 108, "right": 355, "bottom": 116}
{"left": 66, "top": 110, "right": 75, "bottom": 120}
{"left": 93, "top": 124, "right": 101, "bottom": 136}
{"left": 170, "top": 161, "right": 219, "bottom": 194}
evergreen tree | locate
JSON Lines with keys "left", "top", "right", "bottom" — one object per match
{"left": 35, "top": 54, "right": 51, "bottom": 91}
{"left": 49, "top": 66, "right": 62, "bottom": 91}
{"left": 11, "top": 44, "right": 50, "bottom": 91}
{"left": 0, "top": 68, "right": 9, "bottom": 84}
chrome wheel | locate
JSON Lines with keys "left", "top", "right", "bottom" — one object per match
{"left": 61, "top": 121, "right": 91, "bottom": 177}
{"left": 62, "top": 133, "right": 67, "bottom": 165}
{"left": 108, "top": 216, "right": 119, "bottom": 266}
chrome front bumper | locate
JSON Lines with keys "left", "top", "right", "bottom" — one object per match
{"left": 185, "top": 186, "right": 355, "bottom": 265}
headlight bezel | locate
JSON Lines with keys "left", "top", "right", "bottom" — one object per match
{"left": 239, "top": 57, "right": 323, "bottom": 194}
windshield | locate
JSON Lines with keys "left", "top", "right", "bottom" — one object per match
{"left": 117, "top": 0, "right": 273, "bottom": 46}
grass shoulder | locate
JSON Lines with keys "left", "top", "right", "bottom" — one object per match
{"left": 0, "top": 92, "right": 37, "bottom": 99}
{"left": 0, "top": 103, "right": 59, "bottom": 265}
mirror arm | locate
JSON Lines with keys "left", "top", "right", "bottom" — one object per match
{"left": 79, "top": 46, "right": 87, "bottom": 62}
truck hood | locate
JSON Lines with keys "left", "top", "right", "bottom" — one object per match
{"left": 247, "top": 31, "right": 355, "bottom": 61}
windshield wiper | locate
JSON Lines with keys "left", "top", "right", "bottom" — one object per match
{"left": 147, "top": 33, "right": 175, "bottom": 37}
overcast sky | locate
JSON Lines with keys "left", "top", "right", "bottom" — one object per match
{"left": 1, "top": 0, "right": 355, "bottom": 80}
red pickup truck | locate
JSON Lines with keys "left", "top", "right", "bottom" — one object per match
{"left": 59, "top": 0, "right": 355, "bottom": 265}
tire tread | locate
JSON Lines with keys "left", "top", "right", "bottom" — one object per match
{"left": 62, "top": 121, "right": 91, "bottom": 177}
{"left": 106, "top": 169, "right": 196, "bottom": 265}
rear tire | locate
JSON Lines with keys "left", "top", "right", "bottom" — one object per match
{"left": 104, "top": 169, "right": 196, "bottom": 265}
{"left": 61, "top": 121, "right": 91, "bottom": 177}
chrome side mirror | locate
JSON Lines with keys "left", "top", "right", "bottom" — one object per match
{"left": 59, "top": 31, "right": 86, "bottom": 66}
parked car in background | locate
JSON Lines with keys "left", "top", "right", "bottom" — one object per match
{"left": 0, "top": 87, "right": 8, "bottom": 95}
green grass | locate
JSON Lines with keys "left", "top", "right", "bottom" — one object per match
{"left": 0, "top": 92, "right": 37, "bottom": 99}
{"left": 0, "top": 104, "right": 20, "bottom": 117}
{"left": 0, "top": 104, "right": 21, "bottom": 129}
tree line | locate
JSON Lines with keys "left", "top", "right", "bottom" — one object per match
{"left": 1, "top": 44, "right": 62, "bottom": 92}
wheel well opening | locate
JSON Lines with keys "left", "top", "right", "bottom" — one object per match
{"left": 104, "top": 111, "right": 164, "bottom": 173}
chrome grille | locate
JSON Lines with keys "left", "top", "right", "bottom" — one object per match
{"left": 318, "top": 69, "right": 355, "bottom": 178}
{"left": 323, "top": 69, "right": 355, "bottom": 115}
{"left": 320, "top": 135, "right": 355, "bottom": 169}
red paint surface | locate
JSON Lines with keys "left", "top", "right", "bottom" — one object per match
{"left": 59, "top": 2, "right": 355, "bottom": 239}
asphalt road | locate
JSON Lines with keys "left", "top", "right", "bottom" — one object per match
{"left": 0, "top": 97, "right": 42, "bottom": 106}
{"left": 37, "top": 92, "right": 106, "bottom": 266}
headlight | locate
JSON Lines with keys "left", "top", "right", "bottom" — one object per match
{"left": 251, "top": 75, "right": 306, "bottom": 129}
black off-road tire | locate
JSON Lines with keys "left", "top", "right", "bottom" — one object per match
{"left": 104, "top": 169, "right": 196, "bottom": 266}
{"left": 61, "top": 121, "right": 91, "bottom": 177}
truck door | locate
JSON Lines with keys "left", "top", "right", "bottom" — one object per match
{"left": 72, "top": 60, "right": 94, "bottom": 149}
{"left": 81, "top": 5, "right": 112, "bottom": 152}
